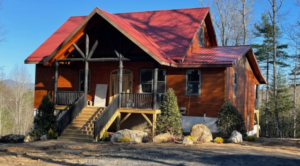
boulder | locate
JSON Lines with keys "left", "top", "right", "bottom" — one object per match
{"left": 40, "top": 135, "right": 47, "bottom": 141}
{"left": 153, "top": 133, "right": 172, "bottom": 143}
{"left": 110, "top": 129, "right": 147, "bottom": 143}
{"left": 190, "top": 124, "right": 213, "bottom": 143}
{"left": 183, "top": 137, "right": 193, "bottom": 145}
{"left": 0, "top": 134, "right": 25, "bottom": 143}
{"left": 228, "top": 130, "right": 243, "bottom": 143}
{"left": 24, "top": 135, "right": 34, "bottom": 142}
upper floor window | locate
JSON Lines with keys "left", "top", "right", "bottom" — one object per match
{"left": 186, "top": 69, "right": 201, "bottom": 95}
{"left": 198, "top": 27, "right": 204, "bottom": 46}
{"left": 79, "top": 69, "right": 91, "bottom": 92}
{"left": 233, "top": 71, "right": 237, "bottom": 97}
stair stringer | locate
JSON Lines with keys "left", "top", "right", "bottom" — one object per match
{"left": 95, "top": 111, "right": 120, "bottom": 141}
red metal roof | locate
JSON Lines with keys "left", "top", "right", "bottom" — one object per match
{"left": 24, "top": 7, "right": 209, "bottom": 63}
{"left": 179, "top": 46, "right": 251, "bottom": 65}
{"left": 25, "top": 16, "right": 86, "bottom": 62}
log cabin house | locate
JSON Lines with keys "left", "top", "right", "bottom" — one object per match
{"left": 24, "top": 7, "right": 266, "bottom": 142}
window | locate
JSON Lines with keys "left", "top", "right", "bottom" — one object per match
{"left": 140, "top": 69, "right": 153, "bottom": 93}
{"left": 186, "top": 70, "right": 201, "bottom": 95}
{"left": 198, "top": 27, "right": 204, "bottom": 46}
{"left": 140, "top": 69, "right": 166, "bottom": 93}
{"left": 233, "top": 71, "right": 237, "bottom": 97}
{"left": 79, "top": 69, "right": 91, "bottom": 92}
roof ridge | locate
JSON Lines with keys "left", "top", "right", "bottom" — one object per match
{"left": 114, "top": 7, "right": 210, "bottom": 15}
{"left": 69, "top": 7, "right": 210, "bottom": 18}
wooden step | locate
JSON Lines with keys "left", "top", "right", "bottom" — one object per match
{"left": 61, "top": 133, "right": 93, "bottom": 139}
{"left": 64, "top": 129, "right": 93, "bottom": 135}
{"left": 58, "top": 107, "right": 105, "bottom": 142}
{"left": 66, "top": 126, "right": 94, "bottom": 131}
{"left": 69, "top": 122, "right": 94, "bottom": 128}
{"left": 72, "top": 119, "right": 94, "bottom": 124}
{"left": 57, "top": 136, "right": 93, "bottom": 142}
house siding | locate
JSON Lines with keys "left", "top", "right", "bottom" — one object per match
{"left": 34, "top": 62, "right": 226, "bottom": 118}
{"left": 226, "top": 54, "right": 259, "bottom": 131}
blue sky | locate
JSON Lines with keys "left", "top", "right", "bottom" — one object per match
{"left": 0, "top": 0, "right": 299, "bottom": 82}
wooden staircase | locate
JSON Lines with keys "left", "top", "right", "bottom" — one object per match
{"left": 58, "top": 107, "right": 105, "bottom": 142}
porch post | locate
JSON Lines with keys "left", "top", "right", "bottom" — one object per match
{"left": 84, "top": 34, "right": 89, "bottom": 106}
{"left": 53, "top": 60, "right": 58, "bottom": 105}
{"left": 118, "top": 57, "right": 123, "bottom": 107}
{"left": 153, "top": 63, "right": 158, "bottom": 110}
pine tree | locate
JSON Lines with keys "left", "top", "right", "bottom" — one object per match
{"left": 252, "top": 13, "right": 290, "bottom": 137}
{"left": 215, "top": 101, "right": 244, "bottom": 135}
{"left": 261, "top": 73, "right": 293, "bottom": 137}
{"left": 156, "top": 88, "right": 182, "bottom": 136}
{"left": 33, "top": 94, "right": 57, "bottom": 135}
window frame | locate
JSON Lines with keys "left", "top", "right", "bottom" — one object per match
{"left": 78, "top": 69, "right": 91, "bottom": 92}
{"left": 233, "top": 71, "right": 237, "bottom": 98}
{"left": 185, "top": 69, "right": 201, "bottom": 96}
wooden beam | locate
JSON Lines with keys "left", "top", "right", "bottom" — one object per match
{"left": 118, "top": 59, "right": 123, "bottom": 107}
{"left": 85, "top": 34, "right": 89, "bottom": 58}
{"left": 141, "top": 113, "right": 152, "bottom": 126}
{"left": 72, "top": 43, "right": 86, "bottom": 59}
{"left": 53, "top": 60, "right": 59, "bottom": 105}
{"left": 153, "top": 62, "right": 158, "bottom": 109}
{"left": 120, "top": 113, "right": 131, "bottom": 125}
{"left": 117, "top": 112, "right": 121, "bottom": 131}
{"left": 153, "top": 113, "right": 157, "bottom": 137}
{"left": 87, "top": 40, "right": 98, "bottom": 59}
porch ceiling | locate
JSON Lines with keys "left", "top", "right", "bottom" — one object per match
{"left": 42, "top": 8, "right": 173, "bottom": 66}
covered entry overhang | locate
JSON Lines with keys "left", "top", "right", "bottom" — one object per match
{"left": 36, "top": 8, "right": 170, "bottom": 111}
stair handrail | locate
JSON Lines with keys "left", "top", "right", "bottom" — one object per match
{"left": 94, "top": 94, "right": 119, "bottom": 139}
{"left": 57, "top": 94, "right": 85, "bottom": 136}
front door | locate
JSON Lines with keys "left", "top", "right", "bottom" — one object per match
{"left": 109, "top": 70, "right": 133, "bottom": 103}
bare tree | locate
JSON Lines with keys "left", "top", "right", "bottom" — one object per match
{"left": 0, "top": 71, "right": 5, "bottom": 136}
{"left": 239, "top": 0, "right": 255, "bottom": 45}
{"left": 7, "top": 65, "right": 33, "bottom": 135}
{"left": 199, "top": 0, "right": 254, "bottom": 46}
{"left": 267, "top": 0, "right": 285, "bottom": 137}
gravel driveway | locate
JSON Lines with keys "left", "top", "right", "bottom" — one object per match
{"left": 0, "top": 140, "right": 299, "bottom": 165}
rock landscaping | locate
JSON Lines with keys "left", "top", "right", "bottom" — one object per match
{"left": 228, "top": 130, "right": 243, "bottom": 143}
{"left": 110, "top": 129, "right": 147, "bottom": 143}
{"left": 190, "top": 124, "right": 213, "bottom": 143}
{"left": 153, "top": 133, "right": 172, "bottom": 143}
{"left": 0, "top": 134, "right": 25, "bottom": 143}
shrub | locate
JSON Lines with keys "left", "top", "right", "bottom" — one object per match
{"left": 47, "top": 128, "right": 57, "bottom": 139}
{"left": 118, "top": 136, "right": 131, "bottom": 142}
{"left": 214, "top": 137, "right": 224, "bottom": 143}
{"left": 34, "top": 94, "right": 57, "bottom": 135}
{"left": 246, "top": 136, "right": 256, "bottom": 142}
{"left": 185, "top": 135, "right": 195, "bottom": 141}
{"left": 216, "top": 100, "right": 244, "bottom": 135}
{"left": 156, "top": 88, "right": 182, "bottom": 136}
{"left": 102, "top": 131, "right": 109, "bottom": 141}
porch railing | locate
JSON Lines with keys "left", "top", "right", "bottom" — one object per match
{"left": 56, "top": 91, "right": 82, "bottom": 105}
{"left": 94, "top": 94, "right": 119, "bottom": 139}
{"left": 57, "top": 94, "right": 85, "bottom": 136}
{"left": 120, "top": 93, "right": 153, "bottom": 109}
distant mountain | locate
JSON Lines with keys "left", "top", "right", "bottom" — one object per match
{"left": 2, "top": 79, "right": 34, "bottom": 90}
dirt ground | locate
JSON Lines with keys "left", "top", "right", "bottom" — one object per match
{"left": 0, "top": 138, "right": 299, "bottom": 166}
